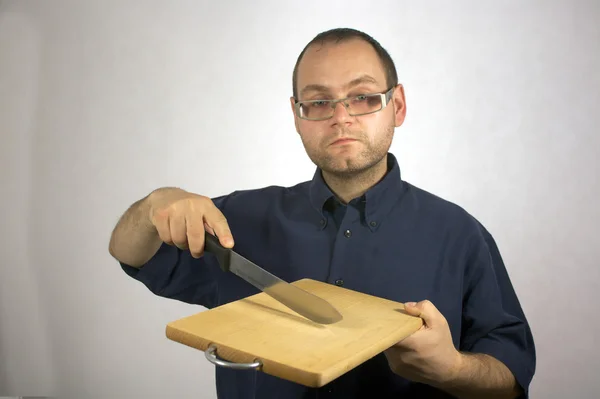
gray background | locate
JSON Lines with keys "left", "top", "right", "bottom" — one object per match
{"left": 1, "top": 0, "right": 598, "bottom": 398}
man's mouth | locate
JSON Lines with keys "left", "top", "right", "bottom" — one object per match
{"left": 330, "top": 138, "right": 358, "bottom": 146}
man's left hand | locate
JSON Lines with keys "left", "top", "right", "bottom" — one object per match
{"left": 384, "top": 300, "right": 462, "bottom": 386}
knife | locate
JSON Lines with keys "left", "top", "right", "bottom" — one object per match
{"left": 204, "top": 232, "right": 343, "bottom": 324}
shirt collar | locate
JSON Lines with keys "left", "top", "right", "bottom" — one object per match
{"left": 308, "top": 152, "right": 406, "bottom": 231}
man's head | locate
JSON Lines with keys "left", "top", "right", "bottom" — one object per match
{"left": 290, "top": 28, "right": 406, "bottom": 178}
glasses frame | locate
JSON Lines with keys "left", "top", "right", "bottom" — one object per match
{"left": 294, "top": 86, "right": 395, "bottom": 121}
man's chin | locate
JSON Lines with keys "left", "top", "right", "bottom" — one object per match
{"left": 316, "top": 150, "right": 388, "bottom": 176}
{"left": 320, "top": 158, "right": 372, "bottom": 176}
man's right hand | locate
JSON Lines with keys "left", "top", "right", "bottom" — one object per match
{"left": 147, "top": 187, "right": 234, "bottom": 258}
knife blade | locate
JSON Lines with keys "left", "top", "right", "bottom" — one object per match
{"left": 204, "top": 232, "right": 343, "bottom": 324}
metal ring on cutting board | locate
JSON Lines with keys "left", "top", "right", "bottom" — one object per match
{"left": 205, "top": 344, "right": 263, "bottom": 370}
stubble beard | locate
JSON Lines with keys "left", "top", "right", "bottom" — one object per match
{"left": 303, "top": 124, "right": 395, "bottom": 181}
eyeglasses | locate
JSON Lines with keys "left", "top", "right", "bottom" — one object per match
{"left": 294, "top": 87, "right": 395, "bottom": 121}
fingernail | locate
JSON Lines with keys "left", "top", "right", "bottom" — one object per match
{"left": 405, "top": 302, "right": 416, "bottom": 307}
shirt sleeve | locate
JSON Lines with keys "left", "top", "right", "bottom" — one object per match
{"left": 119, "top": 193, "right": 231, "bottom": 309}
{"left": 459, "top": 219, "right": 536, "bottom": 398}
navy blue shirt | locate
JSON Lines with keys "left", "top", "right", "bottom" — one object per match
{"left": 120, "top": 153, "right": 536, "bottom": 398}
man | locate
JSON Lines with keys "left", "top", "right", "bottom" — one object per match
{"left": 109, "top": 28, "right": 536, "bottom": 398}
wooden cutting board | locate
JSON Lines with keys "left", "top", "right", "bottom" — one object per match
{"left": 165, "top": 278, "right": 423, "bottom": 387}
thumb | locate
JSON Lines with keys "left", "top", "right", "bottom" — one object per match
{"left": 404, "top": 300, "right": 442, "bottom": 328}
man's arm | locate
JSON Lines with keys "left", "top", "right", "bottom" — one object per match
{"left": 384, "top": 218, "right": 535, "bottom": 398}
{"left": 108, "top": 191, "right": 162, "bottom": 267}
{"left": 109, "top": 187, "right": 235, "bottom": 267}
{"left": 384, "top": 300, "right": 524, "bottom": 399}
{"left": 460, "top": 220, "right": 536, "bottom": 398}
{"left": 109, "top": 187, "right": 235, "bottom": 308}
{"left": 434, "top": 352, "right": 523, "bottom": 399}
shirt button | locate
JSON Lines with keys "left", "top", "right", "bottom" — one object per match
{"left": 319, "top": 219, "right": 326, "bottom": 226}
{"left": 369, "top": 221, "right": 377, "bottom": 227}
{"left": 344, "top": 229, "right": 351, "bottom": 237}
{"left": 335, "top": 279, "right": 344, "bottom": 286}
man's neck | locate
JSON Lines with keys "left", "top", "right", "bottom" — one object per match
{"left": 321, "top": 156, "right": 389, "bottom": 204}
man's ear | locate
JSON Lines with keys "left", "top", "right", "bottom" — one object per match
{"left": 392, "top": 84, "right": 407, "bottom": 128}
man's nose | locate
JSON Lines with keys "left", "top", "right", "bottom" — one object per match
{"left": 330, "top": 102, "right": 352, "bottom": 126}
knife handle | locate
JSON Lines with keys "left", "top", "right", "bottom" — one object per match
{"left": 204, "top": 231, "right": 231, "bottom": 272}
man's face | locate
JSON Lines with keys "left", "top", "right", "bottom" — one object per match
{"left": 291, "top": 39, "right": 406, "bottom": 177}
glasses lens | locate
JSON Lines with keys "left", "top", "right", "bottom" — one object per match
{"left": 347, "top": 94, "right": 382, "bottom": 115}
{"left": 298, "top": 101, "right": 331, "bottom": 120}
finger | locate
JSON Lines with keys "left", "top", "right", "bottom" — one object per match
{"left": 404, "top": 300, "right": 443, "bottom": 328}
{"left": 152, "top": 209, "right": 173, "bottom": 245}
{"left": 204, "top": 222, "right": 215, "bottom": 235}
{"left": 204, "top": 206, "right": 234, "bottom": 248}
{"left": 186, "top": 214, "right": 206, "bottom": 258}
{"left": 169, "top": 214, "right": 188, "bottom": 250}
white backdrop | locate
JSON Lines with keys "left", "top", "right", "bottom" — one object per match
{"left": 1, "top": 0, "right": 599, "bottom": 398}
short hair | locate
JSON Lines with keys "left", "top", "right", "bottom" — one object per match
{"left": 292, "top": 28, "right": 398, "bottom": 99}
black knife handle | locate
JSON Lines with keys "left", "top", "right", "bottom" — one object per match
{"left": 204, "top": 231, "right": 231, "bottom": 272}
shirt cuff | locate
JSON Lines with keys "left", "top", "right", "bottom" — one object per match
{"left": 120, "top": 242, "right": 180, "bottom": 296}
